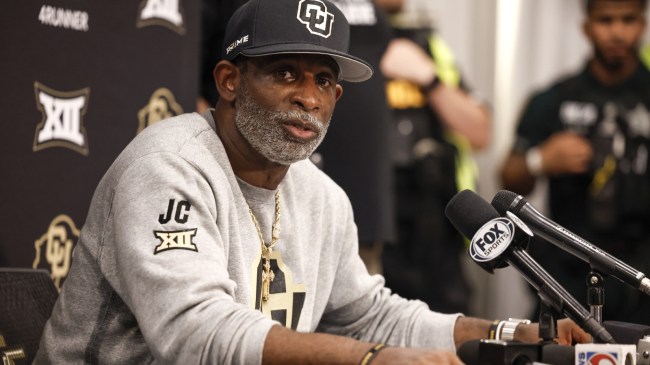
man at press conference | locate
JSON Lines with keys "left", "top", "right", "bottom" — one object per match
{"left": 34, "top": 0, "right": 590, "bottom": 363}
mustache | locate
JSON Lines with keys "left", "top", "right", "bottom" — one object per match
{"left": 237, "top": 78, "right": 326, "bottom": 132}
{"left": 275, "top": 110, "right": 322, "bottom": 127}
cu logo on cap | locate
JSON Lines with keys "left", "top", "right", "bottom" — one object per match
{"left": 297, "top": 0, "right": 334, "bottom": 38}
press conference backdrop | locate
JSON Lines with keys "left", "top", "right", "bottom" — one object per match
{"left": 0, "top": 0, "right": 200, "bottom": 290}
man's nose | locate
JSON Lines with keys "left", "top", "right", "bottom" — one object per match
{"left": 610, "top": 20, "right": 628, "bottom": 40}
{"left": 290, "top": 76, "right": 321, "bottom": 112}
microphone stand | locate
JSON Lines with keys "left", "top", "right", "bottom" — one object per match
{"left": 537, "top": 301, "right": 559, "bottom": 344}
{"left": 587, "top": 271, "right": 605, "bottom": 325}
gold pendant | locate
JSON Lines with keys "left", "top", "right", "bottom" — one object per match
{"left": 261, "top": 250, "right": 275, "bottom": 302}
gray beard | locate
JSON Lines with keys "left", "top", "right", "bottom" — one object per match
{"left": 234, "top": 79, "right": 329, "bottom": 165}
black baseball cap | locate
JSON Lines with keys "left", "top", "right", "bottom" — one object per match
{"left": 222, "top": 0, "right": 373, "bottom": 82}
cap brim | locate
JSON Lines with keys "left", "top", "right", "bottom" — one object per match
{"left": 240, "top": 43, "right": 373, "bottom": 82}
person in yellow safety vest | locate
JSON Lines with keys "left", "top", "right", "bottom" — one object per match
{"left": 380, "top": 13, "right": 491, "bottom": 314}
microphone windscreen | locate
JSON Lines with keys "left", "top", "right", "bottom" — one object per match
{"left": 541, "top": 344, "right": 574, "bottom": 365}
{"left": 445, "top": 190, "right": 500, "bottom": 239}
{"left": 456, "top": 339, "right": 480, "bottom": 365}
{"left": 603, "top": 320, "right": 650, "bottom": 344}
{"left": 458, "top": 340, "right": 573, "bottom": 365}
{"left": 491, "top": 190, "right": 521, "bottom": 215}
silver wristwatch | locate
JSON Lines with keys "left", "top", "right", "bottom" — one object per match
{"left": 499, "top": 318, "right": 531, "bottom": 341}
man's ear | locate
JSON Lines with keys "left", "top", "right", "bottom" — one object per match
{"left": 213, "top": 60, "right": 240, "bottom": 102}
{"left": 335, "top": 84, "right": 343, "bottom": 102}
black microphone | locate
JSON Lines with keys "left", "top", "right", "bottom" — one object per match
{"left": 445, "top": 190, "right": 615, "bottom": 344}
{"left": 457, "top": 339, "right": 575, "bottom": 365}
{"left": 603, "top": 320, "right": 650, "bottom": 344}
{"left": 540, "top": 344, "right": 575, "bottom": 365}
{"left": 491, "top": 190, "right": 650, "bottom": 296}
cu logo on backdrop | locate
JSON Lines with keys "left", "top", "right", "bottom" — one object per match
{"left": 297, "top": 0, "right": 334, "bottom": 38}
{"left": 137, "top": 88, "right": 183, "bottom": 133}
{"left": 33, "top": 214, "right": 80, "bottom": 290}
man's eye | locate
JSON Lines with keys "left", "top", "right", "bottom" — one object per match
{"left": 277, "top": 70, "right": 295, "bottom": 80}
{"left": 597, "top": 16, "right": 613, "bottom": 24}
{"left": 623, "top": 15, "right": 638, "bottom": 24}
{"left": 317, "top": 77, "right": 333, "bottom": 88}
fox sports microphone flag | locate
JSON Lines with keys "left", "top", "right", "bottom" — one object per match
{"left": 446, "top": 190, "right": 616, "bottom": 344}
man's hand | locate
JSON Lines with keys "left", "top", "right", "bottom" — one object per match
{"left": 555, "top": 318, "right": 593, "bottom": 345}
{"left": 516, "top": 318, "right": 592, "bottom": 345}
{"left": 374, "top": 347, "right": 465, "bottom": 365}
{"left": 539, "top": 132, "right": 593, "bottom": 175}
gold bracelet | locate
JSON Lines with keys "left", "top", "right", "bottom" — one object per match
{"left": 359, "top": 343, "right": 387, "bottom": 365}
{"left": 488, "top": 319, "right": 501, "bottom": 340}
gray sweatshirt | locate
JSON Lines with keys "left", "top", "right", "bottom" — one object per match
{"left": 35, "top": 111, "right": 460, "bottom": 364}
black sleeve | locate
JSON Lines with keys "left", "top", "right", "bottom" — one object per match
{"left": 514, "top": 88, "right": 562, "bottom": 152}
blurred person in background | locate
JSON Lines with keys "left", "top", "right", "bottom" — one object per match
{"left": 500, "top": 0, "right": 650, "bottom": 324}
{"left": 314, "top": 0, "right": 402, "bottom": 275}
{"left": 379, "top": 0, "right": 491, "bottom": 314}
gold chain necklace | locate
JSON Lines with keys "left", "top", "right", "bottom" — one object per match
{"left": 247, "top": 190, "right": 280, "bottom": 302}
